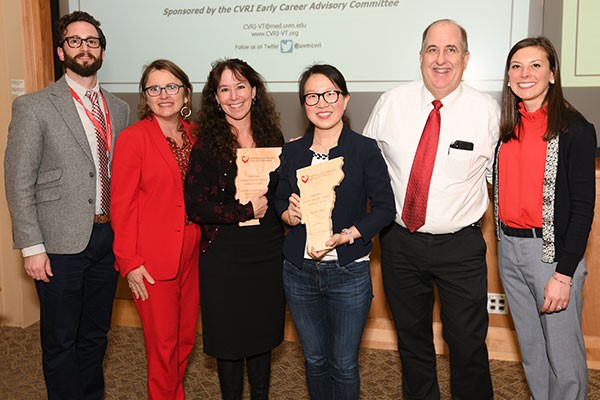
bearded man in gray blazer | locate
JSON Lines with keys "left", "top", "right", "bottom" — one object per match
{"left": 4, "top": 10, "right": 129, "bottom": 400}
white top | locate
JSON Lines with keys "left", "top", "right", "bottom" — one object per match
{"left": 363, "top": 81, "right": 500, "bottom": 234}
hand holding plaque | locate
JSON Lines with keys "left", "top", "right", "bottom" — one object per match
{"left": 296, "top": 157, "right": 345, "bottom": 251}
{"left": 235, "top": 147, "right": 282, "bottom": 226}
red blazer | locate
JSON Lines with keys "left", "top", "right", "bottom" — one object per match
{"left": 110, "top": 117, "right": 197, "bottom": 280}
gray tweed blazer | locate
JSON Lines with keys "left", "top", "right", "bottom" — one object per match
{"left": 4, "top": 75, "right": 130, "bottom": 254}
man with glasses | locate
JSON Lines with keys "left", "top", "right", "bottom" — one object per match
{"left": 363, "top": 19, "right": 499, "bottom": 399}
{"left": 4, "top": 10, "right": 129, "bottom": 400}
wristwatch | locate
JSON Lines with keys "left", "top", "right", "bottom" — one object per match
{"left": 341, "top": 228, "right": 354, "bottom": 245}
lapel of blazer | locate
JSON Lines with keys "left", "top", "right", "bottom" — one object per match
{"left": 147, "top": 117, "right": 185, "bottom": 192}
{"left": 100, "top": 87, "right": 123, "bottom": 150}
{"left": 49, "top": 75, "right": 94, "bottom": 163}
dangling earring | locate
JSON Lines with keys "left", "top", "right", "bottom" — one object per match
{"left": 252, "top": 97, "right": 256, "bottom": 106}
{"left": 217, "top": 103, "right": 223, "bottom": 112}
{"left": 549, "top": 79, "right": 555, "bottom": 84}
{"left": 507, "top": 82, "right": 511, "bottom": 87}
{"left": 180, "top": 106, "right": 192, "bottom": 119}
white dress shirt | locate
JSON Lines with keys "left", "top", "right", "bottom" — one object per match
{"left": 363, "top": 81, "right": 499, "bottom": 234}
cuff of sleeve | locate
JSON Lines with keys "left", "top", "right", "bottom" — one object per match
{"left": 555, "top": 255, "right": 579, "bottom": 278}
{"left": 239, "top": 202, "right": 255, "bottom": 222}
{"left": 115, "top": 255, "right": 145, "bottom": 278}
{"left": 22, "top": 244, "right": 46, "bottom": 257}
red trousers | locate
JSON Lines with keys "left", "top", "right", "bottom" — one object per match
{"left": 134, "top": 224, "right": 201, "bottom": 400}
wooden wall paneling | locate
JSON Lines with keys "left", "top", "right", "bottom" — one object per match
{"left": 21, "top": 0, "right": 54, "bottom": 92}
{"left": 582, "top": 159, "right": 600, "bottom": 337}
{"left": 113, "top": 163, "right": 600, "bottom": 369}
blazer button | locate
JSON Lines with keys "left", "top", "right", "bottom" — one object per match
{"left": 88, "top": 198, "right": 94, "bottom": 204}
{"left": 89, "top": 172, "right": 94, "bottom": 178}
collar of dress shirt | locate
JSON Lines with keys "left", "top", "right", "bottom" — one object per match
{"left": 64, "top": 73, "right": 100, "bottom": 100}
{"left": 419, "top": 81, "right": 464, "bottom": 112}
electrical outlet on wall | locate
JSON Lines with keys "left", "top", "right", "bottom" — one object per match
{"left": 487, "top": 293, "right": 508, "bottom": 315}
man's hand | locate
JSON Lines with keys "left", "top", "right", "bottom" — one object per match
{"left": 23, "top": 253, "right": 53, "bottom": 282}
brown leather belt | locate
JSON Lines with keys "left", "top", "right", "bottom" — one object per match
{"left": 94, "top": 214, "right": 110, "bottom": 224}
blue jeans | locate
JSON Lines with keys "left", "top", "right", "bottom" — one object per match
{"left": 283, "top": 258, "right": 373, "bottom": 400}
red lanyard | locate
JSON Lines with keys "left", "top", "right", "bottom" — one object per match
{"left": 69, "top": 87, "right": 113, "bottom": 152}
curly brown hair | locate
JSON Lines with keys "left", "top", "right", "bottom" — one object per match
{"left": 197, "top": 58, "right": 282, "bottom": 157}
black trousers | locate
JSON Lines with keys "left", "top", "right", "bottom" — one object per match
{"left": 380, "top": 223, "right": 493, "bottom": 400}
{"left": 36, "top": 223, "right": 118, "bottom": 400}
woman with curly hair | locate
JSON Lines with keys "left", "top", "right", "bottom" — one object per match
{"left": 184, "top": 59, "right": 285, "bottom": 400}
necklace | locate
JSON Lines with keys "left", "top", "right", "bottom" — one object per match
{"left": 313, "top": 136, "right": 336, "bottom": 153}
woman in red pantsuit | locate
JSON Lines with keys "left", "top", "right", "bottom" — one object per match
{"left": 111, "top": 59, "right": 200, "bottom": 400}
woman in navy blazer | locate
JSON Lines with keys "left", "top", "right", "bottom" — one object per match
{"left": 110, "top": 59, "right": 200, "bottom": 399}
{"left": 275, "top": 64, "right": 395, "bottom": 400}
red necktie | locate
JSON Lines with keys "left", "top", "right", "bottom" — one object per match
{"left": 402, "top": 99, "right": 443, "bottom": 232}
{"left": 86, "top": 90, "right": 110, "bottom": 215}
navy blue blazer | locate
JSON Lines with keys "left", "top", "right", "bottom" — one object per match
{"left": 275, "top": 126, "right": 396, "bottom": 267}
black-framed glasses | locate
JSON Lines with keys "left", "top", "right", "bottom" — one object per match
{"left": 62, "top": 36, "right": 102, "bottom": 49}
{"left": 143, "top": 84, "right": 184, "bottom": 97}
{"left": 303, "top": 90, "right": 343, "bottom": 106}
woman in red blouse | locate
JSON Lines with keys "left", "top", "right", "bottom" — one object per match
{"left": 111, "top": 59, "right": 200, "bottom": 400}
{"left": 494, "top": 37, "right": 596, "bottom": 400}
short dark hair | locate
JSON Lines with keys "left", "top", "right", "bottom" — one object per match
{"left": 56, "top": 11, "right": 106, "bottom": 50}
{"left": 298, "top": 64, "right": 349, "bottom": 105}
{"left": 421, "top": 19, "right": 468, "bottom": 54}
{"left": 298, "top": 64, "right": 351, "bottom": 129}
{"left": 138, "top": 59, "right": 193, "bottom": 120}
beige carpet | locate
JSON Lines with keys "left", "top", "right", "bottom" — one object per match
{"left": 1, "top": 323, "right": 599, "bottom": 399}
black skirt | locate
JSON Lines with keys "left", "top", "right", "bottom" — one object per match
{"left": 199, "top": 208, "right": 285, "bottom": 359}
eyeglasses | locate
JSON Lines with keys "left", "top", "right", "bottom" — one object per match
{"left": 62, "top": 36, "right": 102, "bottom": 49}
{"left": 143, "top": 84, "right": 185, "bottom": 97}
{"left": 303, "top": 90, "right": 343, "bottom": 106}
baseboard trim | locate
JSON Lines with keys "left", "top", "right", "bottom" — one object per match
{"left": 112, "top": 300, "right": 599, "bottom": 369}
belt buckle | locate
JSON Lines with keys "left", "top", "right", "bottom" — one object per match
{"left": 94, "top": 214, "right": 110, "bottom": 224}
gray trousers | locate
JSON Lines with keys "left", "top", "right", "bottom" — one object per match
{"left": 498, "top": 229, "right": 588, "bottom": 400}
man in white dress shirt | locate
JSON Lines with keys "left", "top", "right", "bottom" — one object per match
{"left": 363, "top": 19, "right": 499, "bottom": 400}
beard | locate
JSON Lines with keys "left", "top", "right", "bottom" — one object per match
{"left": 62, "top": 52, "right": 103, "bottom": 77}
